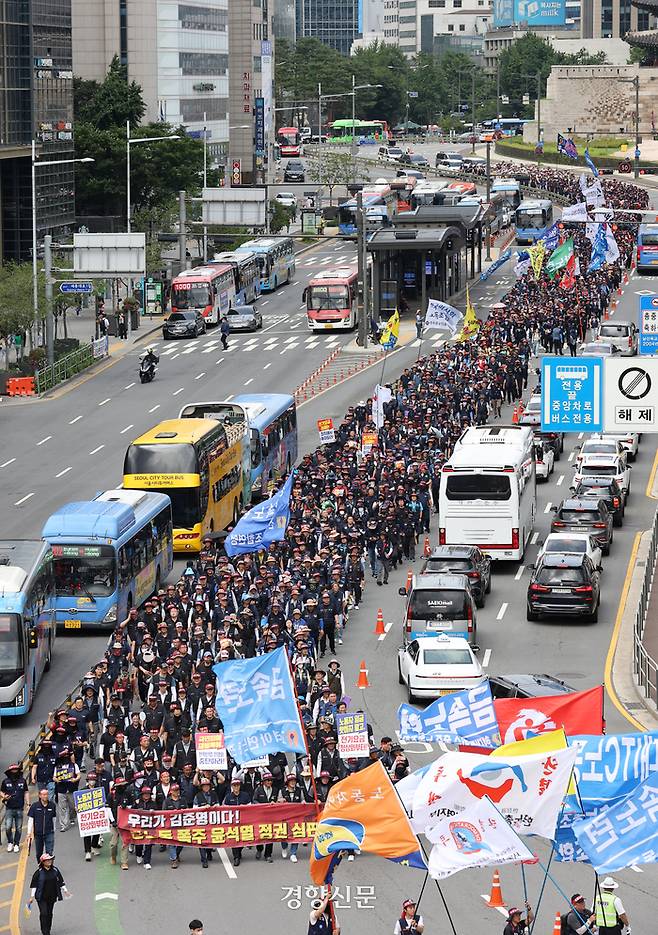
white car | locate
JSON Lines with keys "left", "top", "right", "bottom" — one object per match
{"left": 520, "top": 395, "right": 542, "bottom": 427}
{"left": 573, "top": 453, "right": 631, "bottom": 500}
{"left": 601, "top": 431, "right": 639, "bottom": 462}
{"left": 575, "top": 436, "right": 626, "bottom": 468}
{"left": 275, "top": 192, "right": 296, "bottom": 209}
{"left": 578, "top": 341, "right": 620, "bottom": 356}
{"left": 537, "top": 533, "right": 603, "bottom": 570}
{"left": 398, "top": 634, "right": 484, "bottom": 703}
{"left": 379, "top": 146, "right": 404, "bottom": 162}
{"left": 533, "top": 438, "right": 555, "bottom": 481}
{"left": 595, "top": 321, "right": 637, "bottom": 356}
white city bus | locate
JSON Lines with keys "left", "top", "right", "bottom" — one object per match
{"left": 438, "top": 426, "right": 536, "bottom": 561}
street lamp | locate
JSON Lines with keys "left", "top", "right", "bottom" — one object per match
{"left": 126, "top": 121, "right": 181, "bottom": 232}
{"left": 31, "top": 143, "right": 95, "bottom": 326}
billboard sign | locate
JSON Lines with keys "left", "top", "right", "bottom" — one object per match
{"left": 73, "top": 233, "right": 146, "bottom": 279}
{"left": 202, "top": 187, "right": 266, "bottom": 227}
{"left": 494, "top": 0, "right": 566, "bottom": 26}
{"left": 255, "top": 97, "right": 265, "bottom": 157}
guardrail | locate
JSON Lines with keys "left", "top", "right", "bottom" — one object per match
{"left": 35, "top": 336, "right": 109, "bottom": 395}
{"left": 633, "top": 509, "right": 658, "bottom": 708}
{"left": 17, "top": 675, "right": 87, "bottom": 784}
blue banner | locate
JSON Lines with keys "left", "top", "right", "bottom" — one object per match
{"left": 569, "top": 732, "right": 658, "bottom": 805}
{"left": 225, "top": 473, "right": 294, "bottom": 556}
{"left": 540, "top": 223, "right": 560, "bottom": 251}
{"left": 584, "top": 148, "right": 599, "bottom": 177}
{"left": 588, "top": 223, "right": 607, "bottom": 271}
{"left": 479, "top": 249, "right": 512, "bottom": 281}
{"left": 573, "top": 774, "right": 658, "bottom": 872}
{"left": 214, "top": 646, "right": 306, "bottom": 762}
{"left": 558, "top": 133, "right": 579, "bottom": 160}
{"left": 398, "top": 680, "right": 500, "bottom": 747}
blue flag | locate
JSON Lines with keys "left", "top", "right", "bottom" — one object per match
{"left": 584, "top": 148, "right": 599, "bottom": 177}
{"left": 588, "top": 223, "right": 607, "bottom": 272}
{"left": 225, "top": 472, "right": 294, "bottom": 556}
{"left": 573, "top": 774, "right": 658, "bottom": 872}
{"left": 557, "top": 133, "right": 579, "bottom": 160}
{"left": 540, "top": 223, "right": 560, "bottom": 252}
{"left": 398, "top": 680, "right": 500, "bottom": 748}
{"left": 213, "top": 645, "right": 306, "bottom": 762}
{"left": 479, "top": 248, "right": 512, "bottom": 281}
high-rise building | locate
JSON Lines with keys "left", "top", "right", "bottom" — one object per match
{"left": 0, "top": 0, "right": 74, "bottom": 263}
{"left": 580, "top": 0, "right": 651, "bottom": 37}
{"left": 297, "top": 0, "right": 360, "bottom": 55}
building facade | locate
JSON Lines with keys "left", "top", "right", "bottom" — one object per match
{"left": 580, "top": 0, "right": 651, "bottom": 37}
{"left": 297, "top": 0, "right": 360, "bottom": 55}
{"left": 0, "top": 0, "right": 74, "bottom": 263}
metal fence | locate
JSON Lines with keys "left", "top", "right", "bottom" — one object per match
{"left": 35, "top": 336, "right": 108, "bottom": 394}
{"left": 633, "top": 509, "right": 658, "bottom": 708}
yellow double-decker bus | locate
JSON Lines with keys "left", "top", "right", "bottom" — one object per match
{"left": 123, "top": 419, "right": 245, "bottom": 552}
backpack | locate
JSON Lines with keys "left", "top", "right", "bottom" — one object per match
{"left": 560, "top": 913, "right": 571, "bottom": 935}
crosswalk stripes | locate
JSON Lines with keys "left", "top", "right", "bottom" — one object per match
{"left": 149, "top": 333, "right": 342, "bottom": 358}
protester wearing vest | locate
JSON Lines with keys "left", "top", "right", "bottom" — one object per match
{"left": 595, "top": 878, "right": 629, "bottom": 935}
{"left": 394, "top": 899, "right": 424, "bottom": 935}
{"left": 28, "top": 853, "right": 69, "bottom": 935}
{"left": 308, "top": 893, "right": 340, "bottom": 935}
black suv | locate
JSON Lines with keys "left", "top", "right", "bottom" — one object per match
{"left": 571, "top": 476, "right": 625, "bottom": 527}
{"left": 283, "top": 160, "right": 305, "bottom": 182}
{"left": 420, "top": 545, "right": 491, "bottom": 608}
{"left": 527, "top": 553, "right": 601, "bottom": 622}
{"left": 489, "top": 673, "right": 576, "bottom": 699}
{"left": 550, "top": 497, "right": 613, "bottom": 555}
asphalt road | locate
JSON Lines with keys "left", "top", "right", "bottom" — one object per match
{"left": 6, "top": 212, "right": 658, "bottom": 934}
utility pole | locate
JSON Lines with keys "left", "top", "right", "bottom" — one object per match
{"left": 536, "top": 71, "right": 542, "bottom": 148}
{"left": 318, "top": 82, "right": 322, "bottom": 200}
{"left": 496, "top": 60, "right": 501, "bottom": 123}
{"left": 44, "top": 235, "right": 54, "bottom": 367}
{"left": 203, "top": 111, "right": 208, "bottom": 262}
{"left": 485, "top": 141, "right": 492, "bottom": 263}
{"left": 179, "top": 190, "right": 188, "bottom": 270}
{"left": 472, "top": 70, "right": 476, "bottom": 149}
{"left": 356, "top": 191, "right": 368, "bottom": 348}
{"left": 351, "top": 74, "right": 357, "bottom": 183}
{"left": 634, "top": 74, "right": 640, "bottom": 180}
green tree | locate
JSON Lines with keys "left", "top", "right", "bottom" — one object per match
{"left": 0, "top": 263, "right": 44, "bottom": 362}
{"left": 74, "top": 55, "right": 145, "bottom": 127}
{"left": 307, "top": 151, "right": 353, "bottom": 204}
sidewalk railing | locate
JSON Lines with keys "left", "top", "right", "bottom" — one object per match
{"left": 633, "top": 509, "right": 658, "bottom": 708}
{"left": 35, "top": 336, "right": 109, "bottom": 395}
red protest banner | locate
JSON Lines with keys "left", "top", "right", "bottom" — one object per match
{"left": 118, "top": 802, "right": 319, "bottom": 848}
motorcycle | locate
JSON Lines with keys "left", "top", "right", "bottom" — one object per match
{"left": 139, "top": 353, "right": 157, "bottom": 383}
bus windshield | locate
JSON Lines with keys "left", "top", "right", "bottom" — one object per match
{"left": 0, "top": 614, "right": 23, "bottom": 671}
{"left": 171, "top": 284, "right": 210, "bottom": 308}
{"left": 309, "top": 286, "right": 349, "bottom": 310}
{"left": 517, "top": 211, "right": 546, "bottom": 229}
{"left": 445, "top": 474, "right": 512, "bottom": 501}
{"left": 641, "top": 233, "right": 658, "bottom": 245}
{"left": 52, "top": 545, "right": 116, "bottom": 597}
{"left": 125, "top": 443, "right": 197, "bottom": 475}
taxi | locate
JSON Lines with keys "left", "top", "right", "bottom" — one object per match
{"left": 397, "top": 634, "right": 484, "bottom": 703}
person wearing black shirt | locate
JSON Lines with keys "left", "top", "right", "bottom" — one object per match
{"left": 223, "top": 778, "right": 251, "bottom": 866}
{"left": 503, "top": 904, "right": 534, "bottom": 935}
{"left": 26, "top": 789, "right": 57, "bottom": 862}
{"left": 194, "top": 778, "right": 219, "bottom": 867}
{"left": 28, "top": 853, "right": 68, "bottom": 935}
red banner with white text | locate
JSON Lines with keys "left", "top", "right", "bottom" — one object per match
{"left": 494, "top": 686, "right": 605, "bottom": 745}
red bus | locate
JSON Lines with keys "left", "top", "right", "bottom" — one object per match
{"left": 170, "top": 264, "right": 236, "bottom": 326}
{"left": 390, "top": 177, "right": 417, "bottom": 212}
{"left": 303, "top": 265, "right": 358, "bottom": 332}
{"left": 277, "top": 127, "right": 302, "bottom": 157}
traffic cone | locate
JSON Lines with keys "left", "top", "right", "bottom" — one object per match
{"left": 552, "top": 912, "right": 562, "bottom": 935}
{"left": 512, "top": 405, "right": 519, "bottom": 424}
{"left": 518, "top": 401, "right": 525, "bottom": 415}
{"left": 623, "top": 272, "right": 629, "bottom": 285}
{"left": 485, "top": 870, "right": 506, "bottom": 908}
{"left": 423, "top": 535, "right": 431, "bottom": 556}
{"left": 357, "top": 661, "right": 370, "bottom": 689}
{"left": 405, "top": 568, "right": 413, "bottom": 593}
{"left": 374, "top": 608, "right": 385, "bottom": 635}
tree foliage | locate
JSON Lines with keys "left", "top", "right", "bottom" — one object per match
{"left": 307, "top": 151, "right": 353, "bottom": 204}
{"left": 0, "top": 263, "right": 44, "bottom": 358}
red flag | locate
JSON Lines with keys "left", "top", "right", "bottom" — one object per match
{"left": 559, "top": 253, "right": 576, "bottom": 290}
{"left": 495, "top": 686, "right": 604, "bottom": 745}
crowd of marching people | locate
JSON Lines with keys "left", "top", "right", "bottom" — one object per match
{"left": 7, "top": 165, "right": 646, "bottom": 884}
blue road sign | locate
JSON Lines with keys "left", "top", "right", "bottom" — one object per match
{"left": 639, "top": 294, "right": 658, "bottom": 354}
{"left": 635, "top": 148, "right": 641, "bottom": 159}
{"left": 541, "top": 355, "right": 603, "bottom": 433}
{"left": 59, "top": 281, "right": 93, "bottom": 294}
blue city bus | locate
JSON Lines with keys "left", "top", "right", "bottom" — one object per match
{"left": 637, "top": 223, "right": 658, "bottom": 274}
{"left": 0, "top": 540, "right": 56, "bottom": 716}
{"left": 235, "top": 237, "right": 295, "bottom": 292}
{"left": 515, "top": 199, "right": 553, "bottom": 244}
{"left": 338, "top": 185, "right": 397, "bottom": 236}
{"left": 491, "top": 178, "right": 522, "bottom": 210}
{"left": 42, "top": 489, "right": 173, "bottom": 631}
{"left": 232, "top": 394, "right": 298, "bottom": 499}
{"left": 210, "top": 251, "right": 261, "bottom": 305}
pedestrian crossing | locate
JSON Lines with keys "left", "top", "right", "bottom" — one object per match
{"left": 152, "top": 333, "right": 343, "bottom": 358}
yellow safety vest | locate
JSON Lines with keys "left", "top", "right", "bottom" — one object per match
{"left": 595, "top": 892, "right": 618, "bottom": 928}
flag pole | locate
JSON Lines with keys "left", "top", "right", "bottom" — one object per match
{"left": 533, "top": 860, "right": 593, "bottom": 931}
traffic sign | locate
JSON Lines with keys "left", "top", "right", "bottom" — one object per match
{"left": 603, "top": 357, "right": 658, "bottom": 432}
{"left": 635, "top": 148, "right": 641, "bottom": 159}
{"left": 541, "top": 356, "right": 603, "bottom": 432}
{"left": 639, "top": 294, "right": 658, "bottom": 354}
{"left": 59, "top": 281, "right": 93, "bottom": 294}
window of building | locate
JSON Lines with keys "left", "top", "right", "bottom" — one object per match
{"left": 181, "top": 98, "right": 228, "bottom": 123}
{"left": 429, "top": 0, "right": 446, "bottom": 5}
{"left": 452, "top": 0, "right": 462, "bottom": 7}
{"left": 399, "top": 29, "right": 416, "bottom": 35}
{"left": 179, "top": 4, "right": 228, "bottom": 31}
{"left": 179, "top": 52, "right": 228, "bottom": 76}
{"left": 254, "top": 55, "right": 262, "bottom": 72}
{"left": 399, "top": 14, "right": 415, "bottom": 21}
{"left": 447, "top": 23, "right": 454, "bottom": 29}
{"left": 459, "top": 22, "right": 465, "bottom": 28}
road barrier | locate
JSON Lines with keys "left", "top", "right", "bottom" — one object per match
{"left": 632, "top": 509, "right": 658, "bottom": 708}
{"left": 35, "top": 336, "right": 108, "bottom": 394}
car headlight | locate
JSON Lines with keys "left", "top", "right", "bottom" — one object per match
{"left": 103, "top": 605, "right": 117, "bottom": 623}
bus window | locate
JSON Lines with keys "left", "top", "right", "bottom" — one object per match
{"left": 251, "top": 430, "right": 262, "bottom": 468}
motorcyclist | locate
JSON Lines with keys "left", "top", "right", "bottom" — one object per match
{"left": 140, "top": 346, "right": 159, "bottom": 380}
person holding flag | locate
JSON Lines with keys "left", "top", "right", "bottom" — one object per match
{"left": 394, "top": 899, "right": 425, "bottom": 935}
{"left": 380, "top": 309, "right": 400, "bottom": 351}
{"left": 308, "top": 892, "right": 340, "bottom": 935}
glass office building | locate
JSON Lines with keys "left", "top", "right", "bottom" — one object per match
{"left": 297, "top": 0, "right": 360, "bottom": 55}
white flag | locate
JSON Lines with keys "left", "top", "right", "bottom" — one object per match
{"left": 578, "top": 173, "right": 588, "bottom": 194}
{"left": 412, "top": 747, "right": 577, "bottom": 839}
{"left": 372, "top": 384, "right": 392, "bottom": 429}
{"left": 561, "top": 203, "right": 589, "bottom": 222}
{"left": 604, "top": 225, "right": 620, "bottom": 263}
{"left": 425, "top": 298, "right": 464, "bottom": 334}
{"left": 584, "top": 179, "right": 605, "bottom": 207}
{"left": 427, "top": 795, "right": 534, "bottom": 880}
{"left": 514, "top": 257, "right": 531, "bottom": 278}
{"left": 585, "top": 222, "right": 598, "bottom": 242}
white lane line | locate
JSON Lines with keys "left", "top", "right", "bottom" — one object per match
{"left": 556, "top": 475, "right": 564, "bottom": 486}
{"left": 263, "top": 363, "right": 272, "bottom": 370}
{"left": 89, "top": 445, "right": 105, "bottom": 455}
{"left": 124, "top": 383, "right": 135, "bottom": 389}
{"left": 120, "top": 424, "right": 134, "bottom": 434}
{"left": 378, "top": 621, "right": 393, "bottom": 642}
{"left": 285, "top": 336, "right": 298, "bottom": 343}
{"left": 299, "top": 304, "right": 305, "bottom": 310}
{"left": 578, "top": 432, "right": 584, "bottom": 439}
{"left": 225, "top": 394, "right": 234, "bottom": 401}
{"left": 496, "top": 602, "right": 508, "bottom": 620}
{"left": 171, "top": 353, "right": 180, "bottom": 360}
{"left": 481, "top": 896, "right": 508, "bottom": 917}
{"left": 568, "top": 451, "right": 575, "bottom": 462}
{"left": 14, "top": 492, "right": 34, "bottom": 506}
{"left": 531, "top": 532, "right": 539, "bottom": 545}
{"left": 514, "top": 565, "right": 525, "bottom": 581}
{"left": 55, "top": 467, "right": 72, "bottom": 478}
{"left": 195, "top": 372, "right": 206, "bottom": 380}
{"left": 98, "top": 398, "right": 111, "bottom": 406}
{"left": 36, "top": 436, "right": 52, "bottom": 446}
{"left": 482, "top": 648, "right": 492, "bottom": 668}
{"left": 69, "top": 416, "right": 83, "bottom": 425}
{"left": 173, "top": 387, "right": 185, "bottom": 396}
{"left": 544, "top": 502, "right": 552, "bottom": 513}
{"left": 261, "top": 300, "right": 270, "bottom": 305}
{"left": 1, "top": 458, "right": 16, "bottom": 468}
{"left": 148, "top": 404, "right": 160, "bottom": 413}
{"left": 217, "top": 847, "right": 237, "bottom": 879}
{"left": 244, "top": 378, "right": 254, "bottom": 386}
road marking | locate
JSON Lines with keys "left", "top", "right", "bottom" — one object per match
{"left": 544, "top": 502, "right": 552, "bottom": 513}
{"left": 195, "top": 372, "right": 206, "bottom": 380}
{"left": 124, "top": 383, "right": 135, "bottom": 389}
{"left": 244, "top": 378, "right": 254, "bottom": 386}
{"left": 36, "top": 436, "right": 52, "bottom": 446}
{"left": 604, "top": 531, "right": 644, "bottom": 731}
{"left": 378, "top": 621, "right": 393, "bottom": 642}
{"left": 225, "top": 394, "right": 234, "bottom": 401}
{"left": 496, "top": 602, "right": 508, "bottom": 620}
{"left": 556, "top": 474, "right": 564, "bottom": 486}
{"left": 119, "top": 424, "right": 134, "bottom": 434}
{"left": 531, "top": 531, "right": 539, "bottom": 545}
{"left": 55, "top": 467, "right": 72, "bottom": 478}
{"left": 89, "top": 445, "right": 105, "bottom": 455}
{"left": 14, "top": 493, "right": 34, "bottom": 506}
{"left": 482, "top": 648, "right": 492, "bottom": 668}
{"left": 261, "top": 299, "right": 269, "bottom": 305}
{"left": 217, "top": 847, "right": 237, "bottom": 879}
{"left": 98, "top": 398, "right": 111, "bottom": 406}
{"left": 148, "top": 404, "right": 160, "bottom": 413}
{"left": 645, "top": 445, "right": 658, "bottom": 498}
{"left": 0, "top": 459, "right": 15, "bottom": 468}
{"left": 171, "top": 353, "right": 180, "bottom": 359}
{"left": 69, "top": 416, "right": 83, "bottom": 424}
{"left": 299, "top": 304, "right": 305, "bottom": 310}
{"left": 578, "top": 432, "right": 584, "bottom": 439}
{"left": 568, "top": 451, "right": 575, "bottom": 462}
{"left": 263, "top": 362, "right": 272, "bottom": 370}
{"left": 95, "top": 894, "right": 118, "bottom": 901}
{"left": 481, "top": 896, "right": 508, "bottom": 917}
{"left": 216, "top": 357, "right": 225, "bottom": 364}
{"left": 173, "top": 387, "right": 185, "bottom": 396}
{"left": 514, "top": 565, "right": 525, "bottom": 581}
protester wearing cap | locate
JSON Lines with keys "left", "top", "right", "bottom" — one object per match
{"left": 28, "top": 852, "right": 69, "bottom": 935}
{"left": 253, "top": 771, "right": 276, "bottom": 862}
{"left": 394, "top": 899, "right": 424, "bottom": 935}
{"left": 309, "top": 890, "right": 339, "bottom": 935}
{"left": 564, "top": 894, "right": 597, "bottom": 935}
{"left": 596, "top": 878, "right": 629, "bottom": 935}
{"left": 1, "top": 763, "right": 29, "bottom": 852}
{"left": 503, "top": 903, "right": 533, "bottom": 935}
{"left": 223, "top": 777, "right": 251, "bottom": 867}
{"left": 26, "top": 788, "right": 57, "bottom": 863}
{"left": 193, "top": 776, "right": 219, "bottom": 867}
{"left": 81, "top": 771, "right": 103, "bottom": 861}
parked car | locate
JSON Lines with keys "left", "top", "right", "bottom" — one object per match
{"left": 162, "top": 310, "right": 207, "bottom": 339}
{"left": 227, "top": 304, "right": 263, "bottom": 332}
{"left": 275, "top": 191, "right": 297, "bottom": 209}
{"left": 398, "top": 153, "right": 430, "bottom": 168}
{"left": 283, "top": 160, "right": 305, "bottom": 182}
{"left": 533, "top": 438, "right": 555, "bottom": 481}
{"left": 397, "top": 634, "right": 484, "bottom": 703}
{"left": 488, "top": 673, "right": 577, "bottom": 699}
{"left": 527, "top": 552, "right": 601, "bottom": 622}
{"left": 420, "top": 545, "right": 491, "bottom": 608}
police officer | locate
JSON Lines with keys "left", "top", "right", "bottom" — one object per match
{"left": 595, "top": 878, "right": 630, "bottom": 935}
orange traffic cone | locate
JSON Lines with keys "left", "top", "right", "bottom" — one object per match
{"left": 405, "top": 569, "right": 413, "bottom": 593}
{"left": 552, "top": 913, "right": 562, "bottom": 935}
{"left": 375, "top": 608, "right": 385, "bottom": 635}
{"left": 623, "top": 271, "right": 629, "bottom": 285}
{"left": 357, "top": 660, "right": 370, "bottom": 689}
{"left": 423, "top": 535, "right": 431, "bottom": 556}
{"left": 485, "top": 870, "right": 506, "bottom": 908}
{"left": 518, "top": 401, "right": 525, "bottom": 415}
{"left": 512, "top": 405, "right": 519, "bottom": 424}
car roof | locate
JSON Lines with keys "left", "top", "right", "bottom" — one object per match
{"left": 575, "top": 476, "right": 617, "bottom": 487}
{"left": 560, "top": 498, "right": 605, "bottom": 509}
{"left": 494, "top": 674, "right": 576, "bottom": 695}
{"left": 538, "top": 553, "right": 587, "bottom": 568}
{"left": 427, "top": 546, "right": 477, "bottom": 559}
{"left": 579, "top": 454, "right": 620, "bottom": 466}
{"left": 412, "top": 573, "right": 470, "bottom": 589}
{"left": 410, "top": 635, "right": 474, "bottom": 650}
